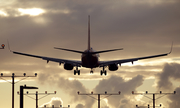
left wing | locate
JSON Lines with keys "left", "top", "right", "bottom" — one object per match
{"left": 12, "top": 51, "right": 82, "bottom": 67}
{"left": 99, "top": 46, "right": 172, "bottom": 67}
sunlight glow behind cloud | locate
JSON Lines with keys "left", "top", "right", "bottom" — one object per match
{"left": 18, "top": 8, "right": 45, "bottom": 16}
{"left": 0, "top": 10, "right": 8, "bottom": 17}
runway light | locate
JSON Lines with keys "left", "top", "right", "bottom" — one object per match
{"left": 23, "top": 73, "right": 26, "bottom": 76}
{"left": 77, "top": 91, "right": 79, "bottom": 94}
{"left": 119, "top": 91, "right": 121, "bottom": 94}
{"left": 1, "top": 44, "right": 5, "bottom": 49}
{"left": 174, "top": 91, "right": 176, "bottom": 94}
{"left": 17, "top": 91, "right": 19, "bottom": 94}
{"left": 35, "top": 73, "right": 37, "bottom": 76}
{"left": 136, "top": 105, "right": 138, "bottom": 107}
{"left": 60, "top": 105, "right": 62, "bottom": 107}
{"left": 52, "top": 105, "right": 54, "bottom": 108}
{"left": 54, "top": 91, "right": 56, "bottom": 94}
{"left": 45, "top": 91, "right": 47, "bottom": 94}
{"left": 160, "top": 91, "right": 162, "bottom": 94}
{"left": 91, "top": 91, "right": 93, "bottom": 94}
{"left": 1, "top": 73, "right": 3, "bottom": 76}
{"left": 26, "top": 91, "right": 28, "bottom": 94}
{"left": 68, "top": 105, "right": 70, "bottom": 107}
{"left": 132, "top": 91, "right": 134, "bottom": 94}
{"left": 105, "top": 91, "right": 107, "bottom": 94}
{"left": 146, "top": 91, "right": 148, "bottom": 94}
{"left": 12, "top": 73, "right": 14, "bottom": 76}
{"left": 160, "top": 104, "right": 161, "bottom": 107}
{"left": 44, "top": 105, "right": 46, "bottom": 107}
{"left": 36, "top": 91, "right": 38, "bottom": 94}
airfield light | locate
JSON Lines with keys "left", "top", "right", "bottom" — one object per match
{"left": 1, "top": 44, "right": 5, "bottom": 48}
{"left": 132, "top": 91, "right": 134, "bottom": 94}
{"left": 35, "top": 73, "right": 37, "bottom": 76}
{"left": 91, "top": 91, "right": 93, "bottom": 94}
{"left": 44, "top": 105, "right": 46, "bottom": 107}
{"left": 23, "top": 73, "right": 26, "bottom": 76}
{"left": 136, "top": 105, "right": 138, "bottom": 107}
{"left": 54, "top": 91, "right": 56, "bottom": 94}
{"left": 52, "top": 105, "right": 54, "bottom": 108}
{"left": 160, "top": 104, "right": 161, "bottom": 107}
{"left": 60, "top": 105, "right": 62, "bottom": 107}
{"left": 1, "top": 73, "right": 3, "bottom": 76}
{"left": 45, "top": 91, "right": 47, "bottom": 94}
{"left": 12, "top": 73, "right": 15, "bottom": 76}
{"left": 105, "top": 91, "right": 107, "bottom": 94}
{"left": 36, "top": 91, "right": 38, "bottom": 94}
{"left": 148, "top": 104, "right": 149, "bottom": 107}
{"left": 77, "top": 91, "right": 79, "bottom": 94}
{"left": 118, "top": 91, "right": 121, "bottom": 94}
{"left": 160, "top": 91, "right": 162, "bottom": 94}
{"left": 174, "top": 91, "right": 176, "bottom": 94}
{"left": 17, "top": 91, "right": 19, "bottom": 94}
{"left": 68, "top": 105, "right": 70, "bottom": 107}
{"left": 146, "top": 91, "right": 148, "bottom": 94}
{"left": 26, "top": 91, "right": 28, "bottom": 94}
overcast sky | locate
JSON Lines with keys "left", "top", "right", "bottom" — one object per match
{"left": 0, "top": 0, "right": 180, "bottom": 108}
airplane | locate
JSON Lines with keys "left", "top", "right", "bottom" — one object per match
{"left": 10, "top": 16, "right": 173, "bottom": 75}
{"left": 0, "top": 44, "right": 5, "bottom": 49}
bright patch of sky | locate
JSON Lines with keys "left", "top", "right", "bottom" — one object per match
{"left": 18, "top": 8, "right": 45, "bottom": 16}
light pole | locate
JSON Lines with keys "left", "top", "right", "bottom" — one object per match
{"left": 20, "top": 91, "right": 57, "bottom": 108}
{"left": 0, "top": 73, "right": 37, "bottom": 108}
{"left": 78, "top": 91, "right": 121, "bottom": 108}
{"left": 19, "top": 85, "right": 38, "bottom": 108}
{"left": 132, "top": 91, "right": 176, "bottom": 108}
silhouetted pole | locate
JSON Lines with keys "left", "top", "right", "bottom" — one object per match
{"left": 132, "top": 91, "right": 176, "bottom": 108}
{"left": 21, "top": 91, "right": 56, "bottom": 108}
{"left": 19, "top": 85, "right": 38, "bottom": 108}
{"left": 77, "top": 91, "right": 121, "bottom": 108}
{"left": 0, "top": 73, "right": 37, "bottom": 108}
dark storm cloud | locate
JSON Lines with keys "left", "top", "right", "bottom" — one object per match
{"left": 157, "top": 63, "right": 180, "bottom": 91}
{"left": 94, "top": 75, "right": 144, "bottom": 108}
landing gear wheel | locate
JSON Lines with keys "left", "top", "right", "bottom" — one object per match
{"left": 78, "top": 70, "right": 80, "bottom": 75}
{"left": 74, "top": 70, "right": 76, "bottom": 75}
{"left": 100, "top": 70, "right": 103, "bottom": 76}
{"left": 90, "top": 70, "right": 93, "bottom": 74}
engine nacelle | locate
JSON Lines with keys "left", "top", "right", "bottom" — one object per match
{"left": 108, "top": 64, "right": 118, "bottom": 71}
{"left": 64, "top": 63, "right": 73, "bottom": 70}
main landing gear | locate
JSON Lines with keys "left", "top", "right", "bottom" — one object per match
{"left": 74, "top": 67, "right": 80, "bottom": 75}
{"left": 90, "top": 69, "right": 93, "bottom": 74}
{"left": 100, "top": 66, "right": 107, "bottom": 76}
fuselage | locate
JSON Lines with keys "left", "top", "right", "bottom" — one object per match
{"left": 81, "top": 48, "right": 99, "bottom": 68}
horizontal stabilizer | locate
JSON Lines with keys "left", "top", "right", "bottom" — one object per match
{"left": 54, "top": 47, "right": 84, "bottom": 54}
{"left": 91, "top": 48, "right": 123, "bottom": 54}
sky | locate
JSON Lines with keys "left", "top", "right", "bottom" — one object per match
{"left": 0, "top": 0, "right": 180, "bottom": 108}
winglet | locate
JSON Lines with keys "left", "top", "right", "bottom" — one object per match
{"left": 7, "top": 40, "right": 12, "bottom": 52}
{"left": 168, "top": 41, "right": 173, "bottom": 54}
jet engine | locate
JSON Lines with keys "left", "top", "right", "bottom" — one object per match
{"left": 108, "top": 64, "right": 118, "bottom": 71}
{"left": 64, "top": 63, "right": 73, "bottom": 70}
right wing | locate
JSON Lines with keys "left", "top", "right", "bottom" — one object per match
{"left": 12, "top": 51, "right": 82, "bottom": 67}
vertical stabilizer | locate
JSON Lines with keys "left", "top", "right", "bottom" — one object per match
{"left": 88, "top": 15, "right": 90, "bottom": 50}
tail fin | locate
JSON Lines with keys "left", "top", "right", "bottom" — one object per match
{"left": 88, "top": 15, "right": 90, "bottom": 50}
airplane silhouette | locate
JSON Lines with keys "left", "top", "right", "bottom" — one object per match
{"left": 11, "top": 16, "right": 172, "bottom": 75}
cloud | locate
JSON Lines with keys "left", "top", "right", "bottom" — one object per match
{"left": 41, "top": 97, "right": 63, "bottom": 107}
{"left": 157, "top": 63, "right": 180, "bottom": 91}
{"left": 94, "top": 75, "right": 144, "bottom": 108}
{"left": 167, "top": 87, "right": 180, "bottom": 108}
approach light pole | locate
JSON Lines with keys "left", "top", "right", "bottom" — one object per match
{"left": 43, "top": 105, "right": 70, "bottom": 108}
{"left": 18, "top": 91, "right": 57, "bottom": 108}
{"left": 136, "top": 104, "right": 161, "bottom": 108}
{"left": 132, "top": 91, "right": 176, "bottom": 108}
{"left": 0, "top": 44, "right": 5, "bottom": 49}
{"left": 18, "top": 85, "right": 38, "bottom": 108}
{"left": 77, "top": 91, "right": 121, "bottom": 108}
{"left": 0, "top": 73, "right": 37, "bottom": 108}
